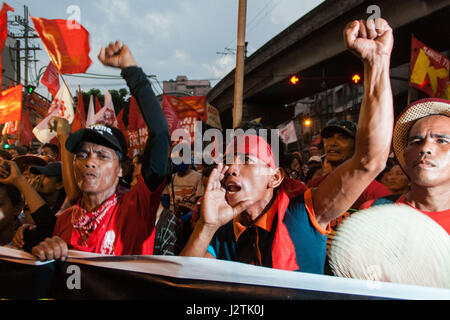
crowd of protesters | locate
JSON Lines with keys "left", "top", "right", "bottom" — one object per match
{"left": 0, "top": 18, "right": 448, "bottom": 289}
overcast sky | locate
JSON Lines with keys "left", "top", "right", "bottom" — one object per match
{"left": 8, "top": 0, "right": 324, "bottom": 97}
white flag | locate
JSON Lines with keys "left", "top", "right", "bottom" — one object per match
{"left": 32, "top": 83, "right": 74, "bottom": 144}
{"left": 85, "top": 95, "right": 96, "bottom": 127}
{"left": 95, "top": 89, "right": 118, "bottom": 127}
{"left": 279, "top": 120, "right": 298, "bottom": 144}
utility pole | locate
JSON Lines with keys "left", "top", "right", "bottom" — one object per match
{"left": 233, "top": 0, "right": 247, "bottom": 129}
{"left": 8, "top": 5, "right": 41, "bottom": 87}
{"left": 24, "top": 5, "right": 29, "bottom": 87}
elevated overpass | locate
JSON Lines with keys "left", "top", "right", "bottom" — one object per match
{"left": 207, "top": 0, "right": 450, "bottom": 128}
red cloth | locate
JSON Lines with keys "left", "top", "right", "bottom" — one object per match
{"left": 116, "top": 107, "right": 128, "bottom": 145}
{"left": 0, "top": 3, "right": 13, "bottom": 85}
{"left": 226, "top": 134, "right": 277, "bottom": 169}
{"left": 54, "top": 175, "right": 164, "bottom": 255}
{"left": 161, "top": 95, "right": 183, "bottom": 137}
{"left": 0, "top": 85, "right": 23, "bottom": 124}
{"left": 19, "top": 109, "right": 35, "bottom": 146}
{"left": 71, "top": 87, "right": 86, "bottom": 132}
{"left": 307, "top": 174, "right": 391, "bottom": 210}
{"left": 31, "top": 16, "right": 92, "bottom": 74}
{"left": 94, "top": 96, "right": 102, "bottom": 114}
{"left": 40, "top": 61, "right": 60, "bottom": 97}
{"left": 271, "top": 186, "right": 300, "bottom": 270}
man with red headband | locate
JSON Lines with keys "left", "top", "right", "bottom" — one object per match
{"left": 181, "top": 18, "right": 395, "bottom": 274}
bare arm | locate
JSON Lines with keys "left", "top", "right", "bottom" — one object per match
{"left": 51, "top": 117, "right": 81, "bottom": 204}
{"left": 313, "top": 19, "right": 394, "bottom": 229}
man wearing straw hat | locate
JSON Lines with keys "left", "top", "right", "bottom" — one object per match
{"left": 361, "top": 98, "right": 450, "bottom": 233}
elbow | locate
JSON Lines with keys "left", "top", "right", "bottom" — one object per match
{"left": 358, "top": 153, "right": 388, "bottom": 174}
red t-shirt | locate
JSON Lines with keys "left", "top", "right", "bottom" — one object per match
{"left": 53, "top": 175, "right": 164, "bottom": 255}
{"left": 361, "top": 194, "right": 450, "bottom": 235}
{"left": 307, "top": 174, "right": 391, "bottom": 210}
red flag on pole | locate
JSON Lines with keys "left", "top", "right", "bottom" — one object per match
{"left": 116, "top": 107, "right": 128, "bottom": 145}
{"left": 161, "top": 94, "right": 183, "bottom": 138}
{"left": 127, "top": 96, "right": 147, "bottom": 157}
{"left": 0, "top": 84, "right": 22, "bottom": 124}
{"left": 19, "top": 109, "right": 35, "bottom": 147}
{"left": 72, "top": 86, "right": 86, "bottom": 132}
{"left": 31, "top": 16, "right": 92, "bottom": 74}
{"left": 409, "top": 36, "right": 449, "bottom": 99}
{"left": 94, "top": 96, "right": 102, "bottom": 114}
{"left": 0, "top": 3, "right": 13, "bottom": 86}
{"left": 128, "top": 96, "right": 145, "bottom": 131}
{"left": 40, "top": 61, "right": 61, "bottom": 97}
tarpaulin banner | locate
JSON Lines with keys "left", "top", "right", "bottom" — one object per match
{"left": 163, "top": 95, "right": 207, "bottom": 143}
{"left": 23, "top": 91, "right": 51, "bottom": 118}
{"left": 0, "top": 246, "right": 449, "bottom": 300}
{"left": 409, "top": 36, "right": 449, "bottom": 99}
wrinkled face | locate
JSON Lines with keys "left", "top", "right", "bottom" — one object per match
{"left": 323, "top": 132, "right": 355, "bottom": 164}
{"left": 73, "top": 142, "right": 122, "bottom": 195}
{"left": 385, "top": 165, "right": 409, "bottom": 193}
{"left": 404, "top": 115, "right": 450, "bottom": 188}
{"left": 222, "top": 153, "right": 275, "bottom": 208}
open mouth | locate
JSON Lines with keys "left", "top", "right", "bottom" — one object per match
{"left": 224, "top": 180, "right": 242, "bottom": 194}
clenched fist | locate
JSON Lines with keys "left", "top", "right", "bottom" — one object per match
{"left": 344, "top": 18, "right": 393, "bottom": 64}
{"left": 98, "top": 40, "right": 137, "bottom": 69}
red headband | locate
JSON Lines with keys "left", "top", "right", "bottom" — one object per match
{"left": 225, "top": 134, "right": 276, "bottom": 168}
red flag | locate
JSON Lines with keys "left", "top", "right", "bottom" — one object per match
{"left": 94, "top": 96, "right": 102, "bottom": 113}
{"left": 19, "top": 109, "right": 35, "bottom": 147}
{"left": 128, "top": 96, "right": 145, "bottom": 131}
{"left": 409, "top": 36, "right": 449, "bottom": 98}
{"left": 40, "top": 61, "right": 61, "bottom": 97}
{"left": 0, "top": 84, "right": 22, "bottom": 124}
{"left": 31, "top": 16, "right": 92, "bottom": 74}
{"left": 0, "top": 3, "right": 13, "bottom": 85}
{"left": 116, "top": 107, "right": 128, "bottom": 145}
{"left": 72, "top": 86, "right": 86, "bottom": 132}
{"left": 161, "top": 94, "right": 183, "bottom": 138}
{"left": 127, "top": 96, "right": 147, "bottom": 157}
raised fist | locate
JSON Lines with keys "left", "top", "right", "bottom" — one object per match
{"left": 98, "top": 40, "right": 137, "bottom": 69}
{"left": 344, "top": 18, "right": 393, "bottom": 64}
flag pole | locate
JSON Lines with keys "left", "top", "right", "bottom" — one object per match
{"left": 233, "top": 0, "right": 247, "bottom": 129}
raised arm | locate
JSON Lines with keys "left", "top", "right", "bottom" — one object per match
{"left": 98, "top": 41, "right": 170, "bottom": 191}
{"left": 312, "top": 19, "right": 394, "bottom": 229}
{"left": 52, "top": 117, "right": 81, "bottom": 204}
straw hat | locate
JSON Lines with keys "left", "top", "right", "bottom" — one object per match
{"left": 393, "top": 98, "right": 450, "bottom": 170}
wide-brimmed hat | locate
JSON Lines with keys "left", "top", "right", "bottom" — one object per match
{"left": 13, "top": 155, "right": 48, "bottom": 173}
{"left": 393, "top": 98, "right": 450, "bottom": 170}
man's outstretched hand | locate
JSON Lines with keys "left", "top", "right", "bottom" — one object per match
{"left": 98, "top": 41, "right": 137, "bottom": 69}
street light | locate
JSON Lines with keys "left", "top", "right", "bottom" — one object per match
{"left": 304, "top": 119, "right": 311, "bottom": 126}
